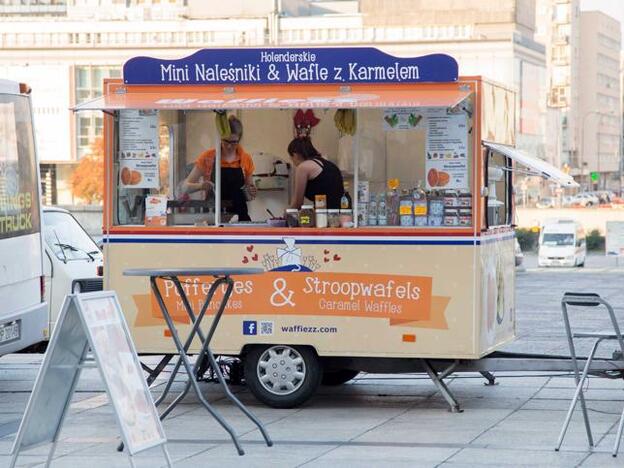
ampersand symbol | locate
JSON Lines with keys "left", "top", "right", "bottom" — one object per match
{"left": 267, "top": 64, "right": 280, "bottom": 81}
{"left": 270, "top": 278, "right": 295, "bottom": 307}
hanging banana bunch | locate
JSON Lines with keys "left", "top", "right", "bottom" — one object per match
{"left": 333, "top": 109, "right": 357, "bottom": 136}
{"left": 215, "top": 111, "right": 231, "bottom": 139}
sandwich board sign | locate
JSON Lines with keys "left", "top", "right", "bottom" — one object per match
{"left": 10, "top": 291, "right": 171, "bottom": 468}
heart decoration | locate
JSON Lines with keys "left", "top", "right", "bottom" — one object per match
{"left": 242, "top": 256, "right": 249, "bottom": 264}
{"left": 333, "top": 254, "right": 341, "bottom": 261}
{"left": 324, "top": 249, "right": 330, "bottom": 255}
{"left": 246, "top": 245, "right": 254, "bottom": 252}
{"left": 323, "top": 257, "right": 330, "bottom": 263}
{"left": 252, "top": 253, "right": 259, "bottom": 261}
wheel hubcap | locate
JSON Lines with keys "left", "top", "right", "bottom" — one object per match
{"left": 257, "top": 346, "right": 306, "bottom": 395}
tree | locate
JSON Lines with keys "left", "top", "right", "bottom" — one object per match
{"left": 70, "top": 137, "right": 104, "bottom": 204}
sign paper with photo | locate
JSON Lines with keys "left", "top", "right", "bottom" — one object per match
{"left": 145, "top": 195, "right": 168, "bottom": 227}
{"left": 425, "top": 107, "right": 468, "bottom": 190}
{"left": 382, "top": 108, "right": 425, "bottom": 131}
{"left": 119, "top": 109, "right": 159, "bottom": 189}
{"left": 606, "top": 222, "right": 624, "bottom": 257}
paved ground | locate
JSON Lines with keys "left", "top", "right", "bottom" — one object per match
{"left": 1, "top": 253, "right": 624, "bottom": 467}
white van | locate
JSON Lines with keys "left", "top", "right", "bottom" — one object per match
{"left": 538, "top": 220, "right": 586, "bottom": 267}
{"left": 42, "top": 207, "right": 103, "bottom": 333}
{"left": 0, "top": 79, "right": 48, "bottom": 354}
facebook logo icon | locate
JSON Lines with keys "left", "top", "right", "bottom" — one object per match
{"left": 243, "top": 321, "right": 257, "bottom": 335}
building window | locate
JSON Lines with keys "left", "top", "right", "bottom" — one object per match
{"left": 550, "top": 86, "right": 568, "bottom": 107}
{"left": 74, "top": 65, "right": 121, "bottom": 159}
{"left": 552, "top": 44, "right": 569, "bottom": 64}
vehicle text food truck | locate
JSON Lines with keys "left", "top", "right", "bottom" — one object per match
{"left": 75, "top": 48, "right": 577, "bottom": 408}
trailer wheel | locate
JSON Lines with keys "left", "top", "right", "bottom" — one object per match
{"left": 322, "top": 369, "right": 360, "bottom": 386}
{"left": 244, "top": 345, "right": 322, "bottom": 408}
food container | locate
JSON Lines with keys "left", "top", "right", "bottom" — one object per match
{"left": 443, "top": 208, "right": 459, "bottom": 226}
{"left": 442, "top": 190, "right": 459, "bottom": 208}
{"left": 315, "top": 209, "right": 328, "bottom": 228}
{"left": 268, "top": 218, "right": 287, "bottom": 227}
{"left": 299, "top": 205, "right": 314, "bottom": 227}
{"left": 328, "top": 209, "right": 341, "bottom": 228}
{"left": 339, "top": 209, "right": 353, "bottom": 228}
{"left": 458, "top": 208, "right": 472, "bottom": 226}
{"left": 458, "top": 190, "right": 472, "bottom": 207}
{"left": 315, "top": 194, "right": 327, "bottom": 209}
{"left": 428, "top": 215, "right": 443, "bottom": 226}
{"left": 286, "top": 209, "right": 299, "bottom": 227}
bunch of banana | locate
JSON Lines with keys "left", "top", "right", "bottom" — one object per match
{"left": 333, "top": 109, "right": 357, "bottom": 136}
{"left": 215, "top": 111, "right": 231, "bottom": 139}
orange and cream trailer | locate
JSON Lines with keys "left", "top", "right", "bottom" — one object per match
{"left": 75, "top": 47, "right": 577, "bottom": 408}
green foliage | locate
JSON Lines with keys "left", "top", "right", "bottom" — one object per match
{"left": 516, "top": 228, "right": 538, "bottom": 252}
{"left": 586, "top": 229, "right": 605, "bottom": 251}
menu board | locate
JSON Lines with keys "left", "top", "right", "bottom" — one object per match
{"left": 145, "top": 195, "right": 168, "bottom": 227}
{"left": 119, "top": 110, "right": 159, "bottom": 189}
{"left": 606, "top": 221, "right": 624, "bottom": 257}
{"left": 78, "top": 293, "right": 166, "bottom": 453}
{"left": 425, "top": 108, "right": 468, "bottom": 190}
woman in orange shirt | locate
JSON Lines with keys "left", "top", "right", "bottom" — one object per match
{"left": 183, "top": 116, "right": 256, "bottom": 221}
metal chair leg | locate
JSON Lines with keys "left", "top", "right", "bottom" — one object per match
{"left": 556, "top": 339, "right": 602, "bottom": 451}
{"left": 613, "top": 405, "right": 624, "bottom": 457}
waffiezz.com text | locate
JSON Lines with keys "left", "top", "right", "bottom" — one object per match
{"left": 281, "top": 325, "right": 338, "bottom": 334}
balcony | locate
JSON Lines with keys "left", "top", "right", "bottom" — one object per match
{"left": 0, "top": 4, "right": 66, "bottom": 15}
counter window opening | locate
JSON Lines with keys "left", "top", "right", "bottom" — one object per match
{"left": 483, "top": 148, "right": 513, "bottom": 229}
{"left": 111, "top": 101, "right": 475, "bottom": 230}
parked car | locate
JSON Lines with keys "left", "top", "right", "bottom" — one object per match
{"left": 535, "top": 197, "right": 556, "bottom": 209}
{"left": 570, "top": 193, "right": 599, "bottom": 207}
{"left": 42, "top": 207, "right": 103, "bottom": 334}
{"left": 514, "top": 239, "right": 524, "bottom": 267}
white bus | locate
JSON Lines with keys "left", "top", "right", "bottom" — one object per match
{"left": 0, "top": 79, "right": 47, "bottom": 354}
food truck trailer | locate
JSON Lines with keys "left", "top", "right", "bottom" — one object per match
{"left": 75, "top": 47, "right": 579, "bottom": 409}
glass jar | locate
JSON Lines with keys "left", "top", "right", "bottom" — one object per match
{"left": 339, "top": 209, "right": 353, "bottom": 228}
{"left": 315, "top": 209, "right": 328, "bottom": 228}
{"left": 286, "top": 209, "right": 299, "bottom": 227}
{"left": 328, "top": 209, "right": 341, "bottom": 228}
{"left": 442, "top": 189, "right": 459, "bottom": 208}
{"left": 299, "top": 205, "right": 314, "bottom": 227}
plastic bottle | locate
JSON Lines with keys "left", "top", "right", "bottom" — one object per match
{"left": 377, "top": 192, "right": 387, "bottom": 226}
{"left": 412, "top": 181, "right": 428, "bottom": 227}
{"left": 399, "top": 189, "right": 414, "bottom": 226}
{"left": 368, "top": 194, "right": 378, "bottom": 226}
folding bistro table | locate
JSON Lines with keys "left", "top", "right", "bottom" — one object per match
{"left": 123, "top": 267, "right": 272, "bottom": 455}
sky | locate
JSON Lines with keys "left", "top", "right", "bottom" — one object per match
{"left": 580, "top": 0, "right": 624, "bottom": 43}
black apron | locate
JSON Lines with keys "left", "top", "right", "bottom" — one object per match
{"left": 220, "top": 166, "right": 250, "bottom": 221}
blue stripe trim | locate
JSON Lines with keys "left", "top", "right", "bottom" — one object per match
{"left": 105, "top": 237, "right": 481, "bottom": 246}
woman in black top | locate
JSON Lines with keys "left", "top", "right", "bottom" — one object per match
{"left": 287, "top": 137, "right": 345, "bottom": 209}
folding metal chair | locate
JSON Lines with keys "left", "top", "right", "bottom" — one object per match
{"left": 555, "top": 292, "right": 624, "bottom": 457}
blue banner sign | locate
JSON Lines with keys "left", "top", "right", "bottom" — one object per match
{"left": 123, "top": 48, "right": 458, "bottom": 86}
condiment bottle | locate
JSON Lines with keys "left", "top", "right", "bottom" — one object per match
{"left": 341, "top": 181, "right": 352, "bottom": 209}
{"left": 387, "top": 178, "right": 400, "bottom": 226}
{"left": 412, "top": 181, "right": 428, "bottom": 227}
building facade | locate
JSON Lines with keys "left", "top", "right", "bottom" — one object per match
{"left": 578, "top": 10, "right": 622, "bottom": 190}
{"left": 1, "top": 0, "right": 551, "bottom": 203}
